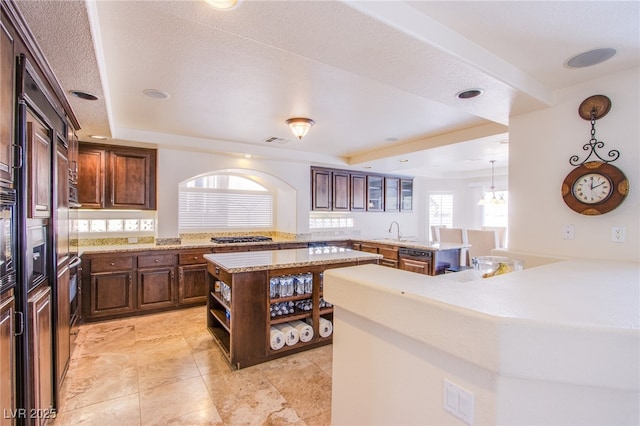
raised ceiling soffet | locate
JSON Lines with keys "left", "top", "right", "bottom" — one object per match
{"left": 15, "top": 0, "right": 640, "bottom": 178}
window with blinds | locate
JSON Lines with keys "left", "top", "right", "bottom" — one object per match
{"left": 428, "top": 193, "right": 453, "bottom": 228}
{"left": 179, "top": 174, "right": 273, "bottom": 230}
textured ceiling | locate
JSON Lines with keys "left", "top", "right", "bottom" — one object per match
{"left": 15, "top": 0, "right": 640, "bottom": 178}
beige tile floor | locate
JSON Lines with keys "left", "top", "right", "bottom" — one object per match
{"left": 52, "top": 306, "right": 332, "bottom": 426}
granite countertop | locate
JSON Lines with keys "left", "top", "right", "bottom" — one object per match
{"left": 203, "top": 247, "right": 382, "bottom": 273}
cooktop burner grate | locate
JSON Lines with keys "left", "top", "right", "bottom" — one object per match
{"left": 210, "top": 236, "right": 273, "bottom": 244}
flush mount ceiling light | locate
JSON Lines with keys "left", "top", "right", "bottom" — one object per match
{"left": 143, "top": 89, "right": 170, "bottom": 100}
{"left": 204, "top": 0, "right": 240, "bottom": 10}
{"left": 70, "top": 90, "right": 98, "bottom": 101}
{"left": 566, "top": 48, "right": 617, "bottom": 68}
{"left": 286, "top": 117, "right": 315, "bottom": 140}
{"left": 478, "top": 160, "right": 505, "bottom": 206}
{"left": 456, "top": 88, "right": 484, "bottom": 100}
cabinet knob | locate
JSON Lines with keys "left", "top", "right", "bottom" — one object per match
{"left": 110, "top": 262, "right": 115, "bottom": 266}
{"left": 154, "top": 259, "right": 159, "bottom": 262}
{"left": 193, "top": 256, "right": 199, "bottom": 260}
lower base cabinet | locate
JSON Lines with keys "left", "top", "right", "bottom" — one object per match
{"left": 89, "top": 271, "right": 135, "bottom": 318}
{"left": 28, "top": 286, "right": 54, "bottom": 426}
{"left": 178, "top": 264, "right": 207, "bottom": 305}
{"left": 1, "top": 292, "right": 16, "bottom": 426}
{"left": 137, "top": 267, "right": 176, "bottom": 310}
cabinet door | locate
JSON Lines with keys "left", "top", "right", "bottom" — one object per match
{"left": 0, "top": 295, "right": 16, "bottom": 426}
{"left": 384, "top": 177, "right": 400, "bottom": 212}
{"left": 56, "top": 266, "right": 70, "bottom": 388}
{"left": 27, "top": 112, "right": 51, "bottom": 218}
{"left": 56, "top": 145, "right": 70, "bottom": 264}
{"left": 89, "top": 271, "right": 135, "bottom": 317}
{"left": 137, "top": 267, "right": 175, "bottom": 310}
{"left": 67, "top": 126, "right": 78, "bottom": 184}
{"left": 109, "top": 148, "right": 156, "bottom": 209}
{"left": 178, "top": 264, "right": 207, "bottom": 305}
{"left": 77, "top": 147, "right": 105, "bottom": 208}
{"left": 28, "top": 286, "right": 53, "bottom": 426}
{"left": 332, "top": 171, "right": 350, "bottom": 211}
{"left": 311, "top": 168, "right": 331, "bottom": 211}
{"left": 399, "top": 258, "right": 431, "bottom": 275}
{"left": 366, "top": 175, "right": 384, "bottom": 211}
{"left": 0, "top": 23, "right": 15, "bottom": 184}
{"left": 350, "top": 174, "right": 366, "bottom": 211}
{"left": 400, "top": 179, "right": 413, "bottom": 211}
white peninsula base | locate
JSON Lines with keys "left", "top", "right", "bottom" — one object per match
{"left": 324, "top": 261, "right": 639, "bottom": 426}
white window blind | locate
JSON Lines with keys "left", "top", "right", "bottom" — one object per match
{"left": 179, "top": 175, "right": 273, "bottom": 230}
{"left": 429, "top": 194, "right": 453, "bottom": 228}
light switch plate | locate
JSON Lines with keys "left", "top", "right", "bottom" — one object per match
{"left": 563, "top": 224, "right": 575, "bottom": 240}
{"left": 444, "top": 379, "right": 474, "bottom": 425}
{"left": 612, "top": 226, "right": 625, "bottom": 243}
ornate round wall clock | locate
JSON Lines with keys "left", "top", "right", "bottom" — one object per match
{"left": 561, "top": 95, "right": 629, "bottom": 215}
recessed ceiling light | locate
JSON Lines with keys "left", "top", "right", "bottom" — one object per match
{"left": 399, "top": 159, "right": 408, "bottom": 163}
{"left": 364, "top": 166, "right": 372, "bottom": 169}
{"left": 566, "top": 48, "right": 616, "bottom": 68}
{"left": 70, "top": 90, "right": 98, "bottom": 101}
{"left": 89, "top": 135, "right": 108, "bottom": 140}
{"left": 244, "top": 154, "right": 252, "bottom": 158}
{"left": 456, "top": 89, "right": 484, "bottom": 99}
{"left": 204, "top": 0, "right": 240, "bottom": 10}
{"left": 499, "top": 139, "right": 509, "bottom": 144}
{"left": 385, "top": 137, "right": 398, "bottom": 142}
{"left": 143, "top": 89, "right": 170, "bottom": 100}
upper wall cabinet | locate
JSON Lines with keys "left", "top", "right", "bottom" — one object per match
{"left": 311, "top": 167, "right": 350, "bottom": 211}
{"left": 384, "top": 177, "right": 400, "bottom": 212}
{"left": 366, "top": 175, "right": 384, "bottom": 211}
{"left": 78, "top": 143, "right": 157, "bottom": 210}
{"left": 311, "top": 166, "right": 413, "bottom": 213}
{"left": 401, "top": 179, "right": 413, "bottom": 211}
{"left": 26, "top": 111, "right": 51, "bottom": 218}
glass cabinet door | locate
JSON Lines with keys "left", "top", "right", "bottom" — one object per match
{"left": 401, "top": 179, "right": 413, "bottom": 211}
{"left": 366, "top": 176, "right": 384, "bottom": 211}
{"left": 384, "top": 177, "right": 399, "bottom": 212}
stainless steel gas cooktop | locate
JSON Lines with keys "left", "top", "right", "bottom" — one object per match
{"left": 210, "top": 236, "right": 273, "bottom": 244}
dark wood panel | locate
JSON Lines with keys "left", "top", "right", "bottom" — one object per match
{"left": 109, "top": 149, "right": 154, "bottom": 209}
{"left": 90, "top": 272, "right": 135, "bottom": 316}
{"left": 0, "top": 293, "right": 16, "bottom": 426}
{"left": 55, "top": 267, "right": 70, "bottom": 388}
{"left": 77, "top": 148, "right": 105, "bottom": 208}
{"left": 137, "top": 253, "right": 176, "bottom": 269}
{"left": 350, "top": 174, "right": 366, "bottom": 211}
{"left": 90, "top": 255, "right": 134, "bottom": 273}
{"left": 178, "top": 264, "right": 207, "bottom": 305}
{"left": 332, "top": 171, "right": 350, "bottom": 211}
{"left": 0, "top": 22, "right": 14, "bottom": 184}
{"left": 311, "top": 168, "right": 331, "bottom": 211}
{"left": 27, "top": 112, "right": 51, "bottom": 218}
{"left": 137, "top": 267, "right": 175, "bottom": 310}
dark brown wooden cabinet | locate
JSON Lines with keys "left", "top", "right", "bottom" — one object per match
{"left": 137, "top": 252, "right": 177, "bottom": 310}
{"left": 87, "top": 255, "right": 135, "bottom": 318}
{"left": 28, "top": 286, "right": 53, "bottom": 426}
{"left": 350, "top": 173, "right": 366, "bottom": 211}
{"left": 0, "top": 21, "right": 14, "bottom": 185}
{"left": 77, "top": 147, "right": 105, "bottom": 208}
{"left": 178, "top": 264, "right": 208, "bottom": 305}
{"left": 27, "top": 111, "right": 51, "bottom": 218}
{"left": 55, "top": 266, "right": 70, "bottom": 389}
{"left": 0, "top": 292, "right": 16, "bottom": 426}
{"left": 355, "top": 241, "right": 399, "bottom": 268}
{"left": 366, "top": 175, "right": 384, "bottom": 211}
{"left": 384, "top": 177, "right": 400, "bottom": 212}
{"left": 399, "top": 257, "right": 430, "bottom": 274}
{"left": 78, "top": 143, "right": 156, "bottom": 210}
{"left": 311, "top": 167, "right": 350, "bottom": 211}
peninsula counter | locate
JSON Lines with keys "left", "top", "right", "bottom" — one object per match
{"left": 324, "top": 260, "right": 640, "bottom": 425}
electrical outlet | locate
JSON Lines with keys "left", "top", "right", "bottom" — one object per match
{"left": 563, "top": 224, "right": 575, "bottom": 240}
{"left": 128, "top": 237, "right": 139, "bottom": 244}
{"left": 444, "top": 380, "right": 474, "bottom": 425}
{"left": 612, "top": 226, "right": 626, "bottom": 243}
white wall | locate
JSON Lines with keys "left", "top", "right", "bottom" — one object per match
{"left": 509, "top": 67, "right": 639, "bottom": 262}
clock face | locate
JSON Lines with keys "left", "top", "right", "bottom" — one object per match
{"left": 562, "top": 161, "right": 629, "bottom": 215}
{"left": 571, "top": 173, "right": 612, "bottom": 204}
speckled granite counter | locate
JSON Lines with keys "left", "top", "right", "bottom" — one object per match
{"left": 204, "top": 247, "right": 382, "bottom": 273}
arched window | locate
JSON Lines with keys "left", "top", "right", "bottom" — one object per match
{"left": 179, "top": 173, "right": 273, "bottom": 231}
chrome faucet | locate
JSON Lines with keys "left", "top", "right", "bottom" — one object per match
{"left": 388, "top": 221, "right": 401, "bottom": 241}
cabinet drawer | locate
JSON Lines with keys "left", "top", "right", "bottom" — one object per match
{"left": 379, "top": 247, "right": 399, "bottom": 260}
{"left": 179, "top": 250, "right": 210, "bottom": 265}
{"left": 91, "top": 256, "right": 134, "bottom": 272}
{"left": 138, "top": 253, "right": 177, "bottom": 268}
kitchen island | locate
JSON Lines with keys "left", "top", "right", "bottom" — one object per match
{"left": 203, "top": 246, "right": 381, "bottom": 369}
{"left": 324, "top": 260, "right": 640, "bottom": 425}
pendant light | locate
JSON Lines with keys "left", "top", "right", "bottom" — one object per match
{"left": 286, "top": 118, "right": 315, "bottom": 140}
{"left": 478, "top": 160, "right": 505, "bottom": 205}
